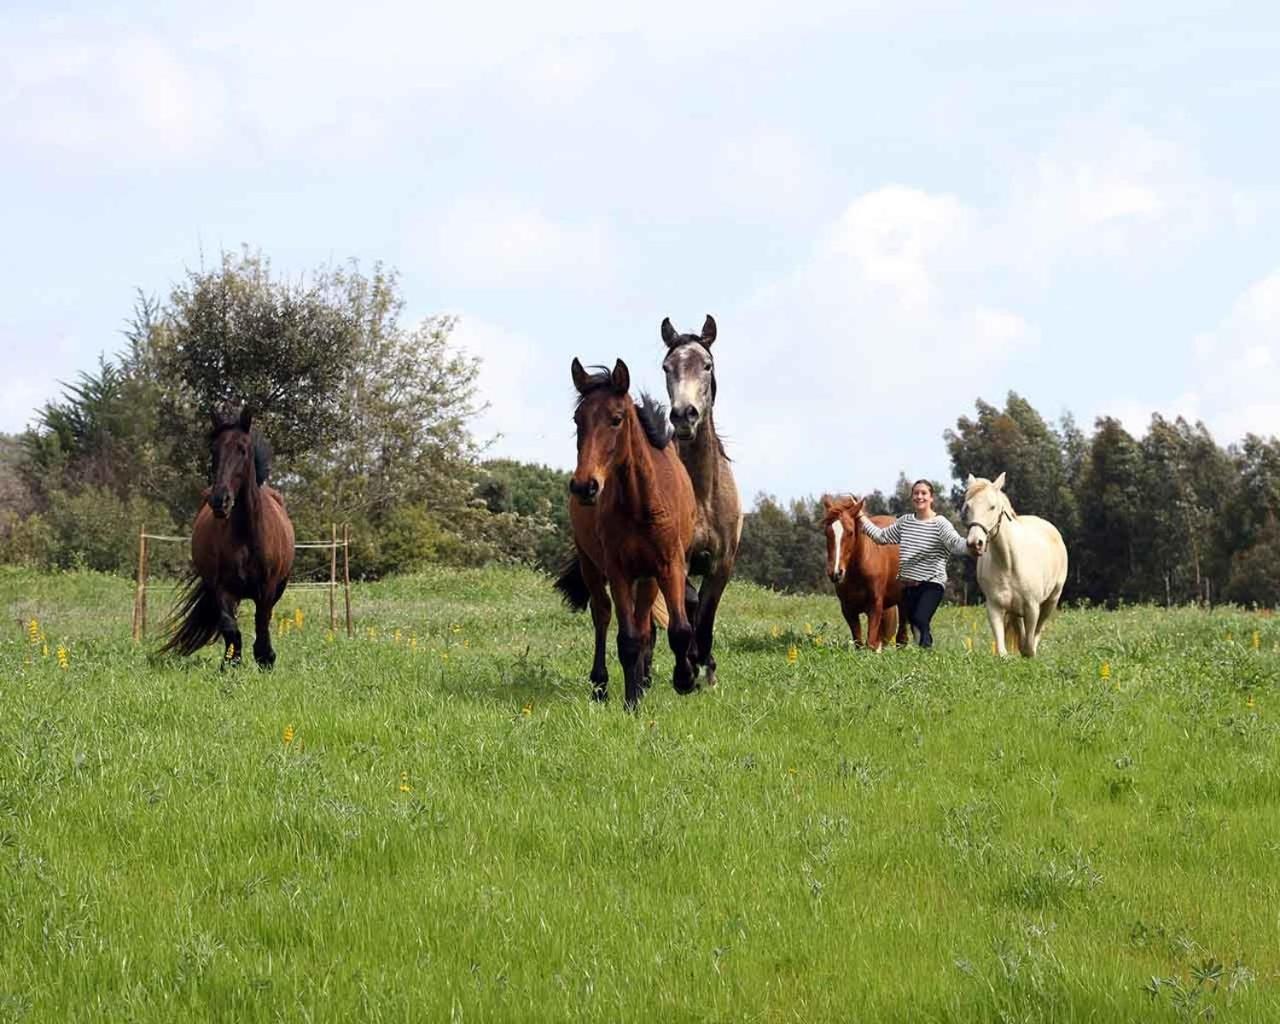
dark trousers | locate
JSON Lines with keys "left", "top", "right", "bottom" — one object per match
{"left": 902, "top": 582, "right": 945, "bottom": 648}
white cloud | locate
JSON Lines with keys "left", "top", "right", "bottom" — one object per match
{"left": 1193, "top": 270, "right": 1280, "bottom": 440}
{"left": 451, "top": 315, "right": 572, "bottom": 467}
{"left": 429, "top": 198, "right": 612, "bottom": 290}
{"left": 720, "top": 185, "right": 1036, "bottom": 498}
{"left": 997, "top": 117, "right": 1245, "bottom": 276}
{"left": 1, "top": 31, "right": 227, "bottom": 163}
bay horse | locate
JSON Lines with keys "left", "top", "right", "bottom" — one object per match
{"left": 660, "top": 314, "right": 743, "bottom": 688}
{"left": 963, "top": 473, "right": 1068, "bottom": 657}
{"left": 161, "top": 407, "right": 295, "bottom": 667}
{"left": 821, "top": 495, "right": 908, "bottom": 650}
{"left": 554, "top": 359, "right": 697, "bottom": 709}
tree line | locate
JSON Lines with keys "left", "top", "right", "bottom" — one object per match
{"left": 1, "top": 249, "right": 1277, "bottom": 607}
{"left": 737, "top": 397, "right": 1280, "bottom": 607}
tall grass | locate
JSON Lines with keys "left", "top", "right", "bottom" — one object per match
{"left": 1, "top": 564, "right": 1278, "bottom": 1021}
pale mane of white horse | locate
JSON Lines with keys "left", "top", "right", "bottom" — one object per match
{"left": 963, "top": 472, "right": 1068, "bottom": 657}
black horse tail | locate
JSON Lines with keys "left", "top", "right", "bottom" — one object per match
{"left": 159, "top": 573, "right": 222, "bottom": 656}
{"left": 553, "top": 556, "right": 590, "bottom": 611}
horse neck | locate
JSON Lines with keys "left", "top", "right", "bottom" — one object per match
{"left": 986, "top": 500, "right": 1018, "bottom": 566}
{"left": 613, "top": 413, "right": 664, "bottom": 518}
{"left": 679, "top": 406, "right": 722, "bottom": 502}
{"left": 231, "top": 471, "right": 266, "bottom": 554}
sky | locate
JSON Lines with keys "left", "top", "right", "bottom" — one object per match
{"left": 3, "top": 2, "right": 1279, "bottom": 503}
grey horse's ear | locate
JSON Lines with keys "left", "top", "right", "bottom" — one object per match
{"left": 571, "top": 358, "right": 591, "bottom": 394}
{"left": 992, "top": 472, "right": 1006, "bottom": 491}
{"left": 661, "top": 317, "right": 678, "bottom": 349}
{"left": 611, "top": 359, "right": 630, "bottom": 395}
{"left": 701, "top": 314, "right": 717, "bottom": 347}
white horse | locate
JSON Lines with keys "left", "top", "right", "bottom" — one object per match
{"left": 963, "top": 473, "right": 1068, "bottom": 657}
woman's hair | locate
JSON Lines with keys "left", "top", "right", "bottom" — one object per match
{"left": 911, "top": 479, "right": 935, "bottom": 496}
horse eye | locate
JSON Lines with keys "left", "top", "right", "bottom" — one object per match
{"left": 610, "top": 415, "right": 624, "bottom": 427}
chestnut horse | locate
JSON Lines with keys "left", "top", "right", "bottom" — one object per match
{"left": 821, "top": 495, "right": 908, "bottom": 650}
{"left": 161, "top": 408, "right": 295, "bottom": 667}
{"left": 554, "top": 359, "right": 697, "bottom": 709}
{"left": 660, "top": 314, "right": 742, "bottom": 688}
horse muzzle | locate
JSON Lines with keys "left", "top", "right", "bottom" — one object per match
{"left": 210, "top": 494, "right": 235, "bottom": 518}
{"left": 829, "top": 570, "right": 845, "bottom": 585}
{"left": 569, "top": 477, "right": 601, "bottom": 505}
{"left": 669, "top": 405, "right": 700, "bottom": 440}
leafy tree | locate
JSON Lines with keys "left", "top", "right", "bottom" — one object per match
{"left": 1225, "top": 518, "right": 1280, "bottom": 607}
{"left": 945, "top": 393, "right": 1078, "bottom": 545}
{"left": 737, "top": 494, "right": 828, "bottom": 594}
{"left": 1075, "top": 418, "right": 1145, "bottom": 604}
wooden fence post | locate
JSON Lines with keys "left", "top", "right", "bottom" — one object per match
{"left": 329, "top": 523, "right": 338, "bottom": 631}
{"left": 133, "top": 526, "right": 149, "bottom": 640}
{"left": 342, "top": 523, "right": 353, "bottom": 637}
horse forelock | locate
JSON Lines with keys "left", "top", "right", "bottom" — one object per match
{"left": 964, "top": 478, "right": 1015, "bottom": 518}
{"left": 574, "top": 374, "right": 671, "bottom": 450}
{"left": 821, "top": 497, "right": 857, "bottom": 526}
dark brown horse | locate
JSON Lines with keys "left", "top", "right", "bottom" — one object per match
{"left": 660, "top": 314, "right": 742, "bottom": 688}
{"left": 554, "top": 359, "right": 697, "bottom": 709}
{"left": 821, "top": 495, "right": 907, "bottom": 650}
{"left": 162, "top": 408, "right": 295, "bottom": 667}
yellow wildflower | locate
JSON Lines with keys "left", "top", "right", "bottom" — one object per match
{"left": 1247, "top": 694, "right": 1256, "bottom": 711}
{"left": 325, "top": 629, "right": 335, "bottom": 643}
{"left": 1100, "top": 661, "right": 1111, "bottom": 680}
{"left": 27, "top": 619, "right": 39, "bottom": 645}
{"left": 787, "top": 644, "right": 798, "bottom": 664}
{"left": 399, "top": 771, "right": 412, "bottom": 793}
{"left": 294, "top": 608, "right": 304, "bottom": 629}
{"left": 463, "top": 638, "right": 471, "bottom": 649}
{"left": 803, "top": 622, "right": 813, "bottom": 635}
{"left": 225, "top": 643, "right": 236, "bottom": 661}
{"left": 409, "top": 636, "right": 418, "bottom": 650}
{"left": 56, "top": 643, "right": 69, "bottom": 670}
{"left": 41, "top": 642, "right": 49, "bottom": 658}
{"left": 963, "top": 636, "right": 973, "bottom": 652}
{"left": 282, "top": 723, "right": 295, "bottom": 746}
{"left": 521, "top": 702, "right": 533, "bottom": 717}
{"left": 1253, "top": 631, "right": 1261, "bottom": 651}
{"left": 1225, "top": 631, "right": 1233, "bottom": 643}
{"left": 770, "top": 625, "right": 780, "bottom": 639}
{"left": 393, "top": 629, "right": 402, "bottom": 645}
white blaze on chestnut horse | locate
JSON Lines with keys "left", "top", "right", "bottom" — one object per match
{"left": 963, "top": 473, "right": 1068, "bottom": 657}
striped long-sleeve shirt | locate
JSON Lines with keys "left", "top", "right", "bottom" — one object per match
{"left": 860, "top": 514, "right": 970, "bottom": 585}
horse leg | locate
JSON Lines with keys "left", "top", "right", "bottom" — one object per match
{"left": 881, "top": 605, "right": 899, "bottom": 648}
{"left": 893, "top": 602, "right": 908, "bottom": 646}
{"left": 866, "top": 599, "right": 885, "bottom": 653}
{"left": 608, "top": 571, "right": 646, "bottom": 711}
{"left": 657, "top": 566, "right": 696, "bottom": 696}
{"left": 1018, "top": 600, "right": 1041, "bottom": 658}
{"left": 684, "top": 578, "right": 701, "bottom": 674}
{"left": 1032, "top": 588, "right": 1062, "bottom": 655}
{"left": 218, "top": 591, "right": 242, "bottom": 668}
{"left": 634, "top": 578, "right": 659, "bottom": 693}
{"left": 253, "top": 589, "right": 278, "bottom": 669}
{"left": 580, "top": 556, "right": 612, "bottom": 701}
{"left": 841, "top": 599, "right": 863, "bottom": 648}
{"left": 692, "top": 570, "right": 729, "bottom": 688}
{"left": 987, "top": 603, "right": 1009, "bottom": 656}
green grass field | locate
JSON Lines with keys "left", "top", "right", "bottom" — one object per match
{"left": 2, "top": 565, "right": 1279, "bottom": 1022}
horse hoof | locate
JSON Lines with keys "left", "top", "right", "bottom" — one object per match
{"left": 591, "top": 685, "right": 608, "bottom": 702}
{"left": 673, "top": 676, "right": 698, "bottom": 696}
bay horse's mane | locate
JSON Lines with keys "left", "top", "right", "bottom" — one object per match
{"left": 210, "top": 419, "right": 273, "bottom": 486}
{"left": 573, "top": 367, "right": 672, "bottom": 451}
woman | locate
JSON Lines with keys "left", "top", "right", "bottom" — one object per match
{"left": 857, "top": 480, "right": 972, "bottom": 648}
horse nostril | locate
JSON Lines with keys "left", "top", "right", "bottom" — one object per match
{"left": 586, "top": 480, "right": 598, "bottom": 497}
